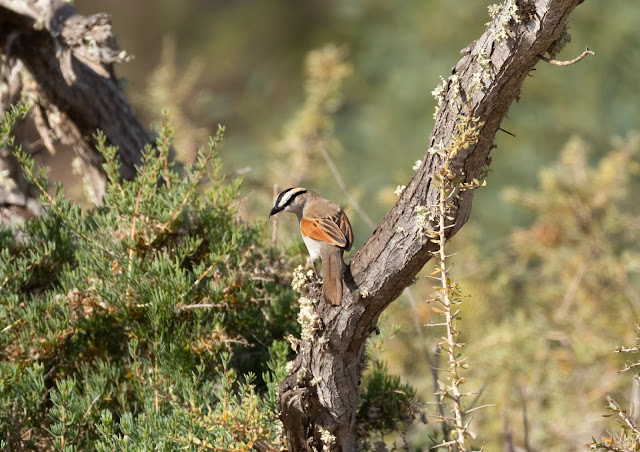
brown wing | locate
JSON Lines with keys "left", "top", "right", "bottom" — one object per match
{"left": 301, "top": 217, "right": 347, "bottom": 248}
{"left": 301, "top": 211, "right": 353, "bottom": 251}
{"left": 337, "top": 211, "right": 353, "bottom": 252}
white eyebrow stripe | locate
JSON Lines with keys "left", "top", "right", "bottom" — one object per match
{"left": 278, "top": 187, "right": 306, "bottom": 208}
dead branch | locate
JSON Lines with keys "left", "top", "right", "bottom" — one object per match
{"left": 0, "top": 0, "right": 151, "bottom": 223}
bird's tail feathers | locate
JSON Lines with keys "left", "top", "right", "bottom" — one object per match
{"left": 321, "top": 247, "right": 343, "bottom": 306}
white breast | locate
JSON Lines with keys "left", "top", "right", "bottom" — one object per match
{"left": 302, "top": 234, "right": 323, "bottom": 262}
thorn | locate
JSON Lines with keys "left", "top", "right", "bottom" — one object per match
{"left": 498, "top": 127, "right": 516, "bottom": 138}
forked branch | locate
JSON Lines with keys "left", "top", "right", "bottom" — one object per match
{"left": 278, "top": 0, "right": 589, "bottom": 450}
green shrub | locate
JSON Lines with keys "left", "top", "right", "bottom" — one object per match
{"left": 0, "top": 108, "right": 300, "bottom": 450}
{"left": 0, "top": 107, "right": 416, "bottom": 450}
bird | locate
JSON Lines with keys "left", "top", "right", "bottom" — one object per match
{"left": 269, "top": 187, "right": 353, "bottom": 305}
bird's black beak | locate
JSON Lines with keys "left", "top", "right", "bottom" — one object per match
{"left": 269, "top": 206, "right": 281, "bottom": 218}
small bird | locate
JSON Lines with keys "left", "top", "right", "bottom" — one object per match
{"left": 269, "top": 187, "right": 353, "bottom": 305}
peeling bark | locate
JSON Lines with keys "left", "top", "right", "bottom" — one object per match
{"left": 278, "top": 0, "right": 587, "bottom": 449}
{"left": 0, "top": 58, "right": 43, "bottom": 225}
{"left": 0, "top": 0, "right": 150, "bottom": 224}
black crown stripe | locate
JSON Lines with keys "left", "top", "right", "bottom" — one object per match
{"left": 277, "top": 188, "right": 307, "bottom": 209}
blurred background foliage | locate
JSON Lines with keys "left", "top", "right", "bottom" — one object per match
{"left": 60, "top": 0, "right": 640, "bottom": 449}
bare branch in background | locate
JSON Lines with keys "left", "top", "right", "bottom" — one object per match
{"left": 0, "top": 0, "right": 151, "bottom": 223}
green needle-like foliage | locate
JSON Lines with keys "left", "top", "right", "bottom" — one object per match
{"left": 358, "top": 360, "right": 418, "bottom": 437}
{"left": 0, "top": 106, "right": 415, "bottom": 450}
{"left": 0, "top": 108, "right": 301, "bottom": 450}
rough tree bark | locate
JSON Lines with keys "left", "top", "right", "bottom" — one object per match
{"left": 0, "top": 0, "right": 150, "bottom": 224}
{"left": 278, "top": 0, "right": 587, "bottom": 450}
{"left": 0, "top": 0, "right": 588, "bottom": 448}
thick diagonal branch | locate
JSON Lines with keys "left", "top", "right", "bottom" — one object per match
{"left": 0, "top": 0, "right": 150, "bottom": 222}
{"left": 279, "top": 0, "right": 587, "bottom": 450}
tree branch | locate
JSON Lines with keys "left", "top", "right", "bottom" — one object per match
{"left": 0, "top": 0, "right": 150, "bottom": 222}
{"left": 278, "top": 0, "right": 588, "bottom": 449}
{"left": 538, "top": 46, "right": 595, "bottom": 66}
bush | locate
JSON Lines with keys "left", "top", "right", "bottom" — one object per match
{"left": 0, "top": 108, "right": 301, "bottom": 450}
{"left": 0, "top": 107, "right": 416, "bottom": 450}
